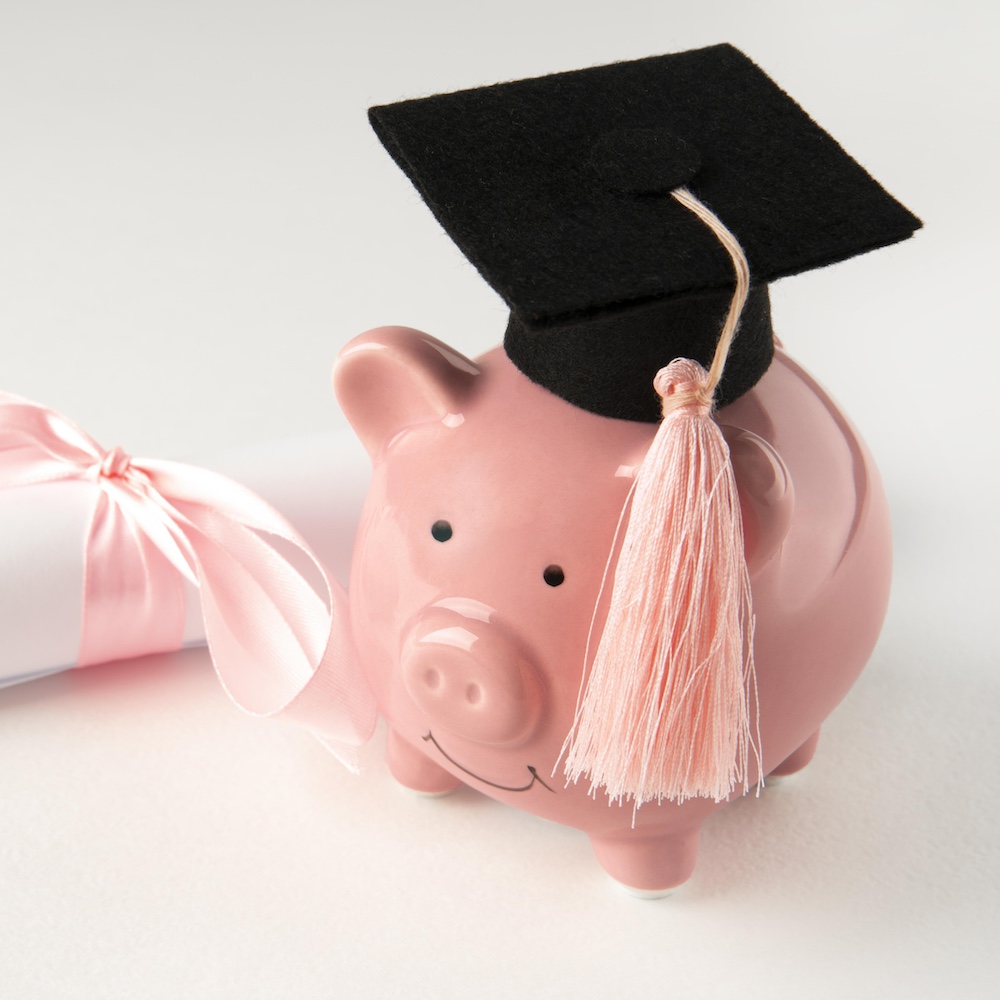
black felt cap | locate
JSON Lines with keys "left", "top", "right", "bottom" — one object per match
{"left": 369, "top": 44, "right": 921, "bottom": 421}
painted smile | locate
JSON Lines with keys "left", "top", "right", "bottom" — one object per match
{"left": 422, "top": 732, "right": 555, "bottom": 793}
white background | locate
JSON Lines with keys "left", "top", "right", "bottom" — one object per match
{"left": 1, "top": 1, "right": 998, "bottom": 997}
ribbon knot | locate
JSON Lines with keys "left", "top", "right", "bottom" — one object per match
{"left": 0, "top": 391, "right": 376, "bottom": 769}
{"left": 98, "top": 445, "right": 132, "bottom": 480}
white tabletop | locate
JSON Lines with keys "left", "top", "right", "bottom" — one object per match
{"left": 1, "top": 2, "right": 997, "bottom": 997}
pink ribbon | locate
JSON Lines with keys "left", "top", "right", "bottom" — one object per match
{"left": 0, "top": 392, "right": 376, "bottom": 768}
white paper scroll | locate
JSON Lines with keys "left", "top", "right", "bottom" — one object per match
{"left": 0, "top": 427, "right": 370, "bottom": 687}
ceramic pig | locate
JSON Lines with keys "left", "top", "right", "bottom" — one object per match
{"left": 338, "top": 44, "right": 919, "bottom": 893}
{"left": 333, "top": 325, "right": 892, "bottom": 894}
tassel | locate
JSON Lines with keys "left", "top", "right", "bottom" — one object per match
{"left": 560, "top": 187, "right": 762, "bottom": 809}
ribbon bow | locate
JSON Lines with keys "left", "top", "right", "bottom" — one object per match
{"left": 0, "top": 392, "right": 376, "bottom": 768}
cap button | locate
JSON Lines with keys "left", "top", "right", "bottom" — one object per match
{"left": 589, "top": 127, "right": 701, "bottom": 195}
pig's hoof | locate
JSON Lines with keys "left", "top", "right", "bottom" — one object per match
{"left": 768, "top": 729, "right": 820, "bottom": 778}
{"left": 386, "top": 728, "right": 462, "bottom": 795}
{"left": 590, "top": 828, "right": 699, "bottom": 897}
{"left": 611, "top": 881, "right": 675, "bottom": 901}
{"left": 397, "top": 783, "right": 459, "bottom": 799}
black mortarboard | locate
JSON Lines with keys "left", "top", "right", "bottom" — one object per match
{"left": 369, "top": 44, "right": 921, "bottom": 422}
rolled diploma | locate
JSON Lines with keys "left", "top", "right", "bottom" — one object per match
{"left": 0, "top": 427, "right": 370, "bottom": 687}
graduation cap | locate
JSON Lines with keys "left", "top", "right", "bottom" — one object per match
{"left": 367, "top": 46, "right": 920, "bottom": 809}
{"left": 369, "top": 42, "right": 921, "bottom": 421}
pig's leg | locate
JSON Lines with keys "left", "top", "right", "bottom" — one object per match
{"left": 386, "top": 728, "right": 462, "bottom": 795}
{"left": 768, "top": 729, "right": 820, "bottom": 778}
{"left": 589, "top": 826, "right": 701, "bottom": 897}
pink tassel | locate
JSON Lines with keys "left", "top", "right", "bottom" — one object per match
{"left": 560, "top": 186, "right": 761, "bottom": 809}
{"left": 561, "top": 358, "right": 760, "bottom": 807}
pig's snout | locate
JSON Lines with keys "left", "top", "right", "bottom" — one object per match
{"left": 401, "top": 608, "right": 542, "bottom": 746}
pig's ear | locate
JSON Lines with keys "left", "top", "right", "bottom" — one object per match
{"left": 334, "top": 327, "right": 481, "bottom": 458}
{"left": 722, "top": 426, "right": 795, "bottom": 573}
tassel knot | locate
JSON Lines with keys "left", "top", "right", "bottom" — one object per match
{"left": 654, "top": 359, "right": 714, "bottom": 414}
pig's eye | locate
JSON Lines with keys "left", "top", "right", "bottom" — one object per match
{"left": 431, "top": 520, "right": 453, "bottom": 542}
{"left": 543, "top": 565, "right": 565, "bottom": 587}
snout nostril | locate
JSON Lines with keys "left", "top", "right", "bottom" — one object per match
{"left": 465, "top": 683, "right": 482, "bottom": 705}
{"left": 424, "top": 668, "right": 441, "bottom": 690}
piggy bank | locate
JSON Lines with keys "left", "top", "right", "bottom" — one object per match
{"left": 332, "top": 325, "right": 892, "bottom": 895}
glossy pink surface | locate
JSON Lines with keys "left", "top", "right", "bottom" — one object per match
{"left": 334, "top": 326, "right": 892, "bottom": 893}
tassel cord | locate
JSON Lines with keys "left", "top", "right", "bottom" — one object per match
{"left": 669, "top": 187, "right": 750, "bottom": 396}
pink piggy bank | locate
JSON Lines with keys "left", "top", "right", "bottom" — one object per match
{"left": 332, "top": 325, "right": 892, "bottom": 895}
